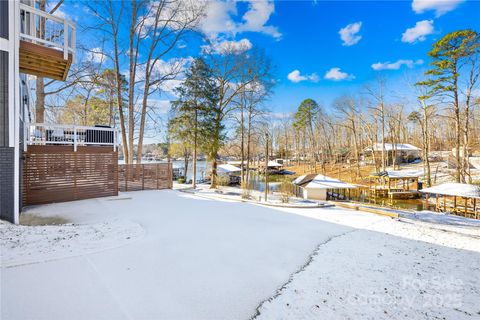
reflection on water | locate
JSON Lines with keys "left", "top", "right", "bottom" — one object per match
{"left": 348, "top": 191, "right": 426, "bottom": 211}
{"left": 360, "top": 197, "right": 426, "bottom": 211}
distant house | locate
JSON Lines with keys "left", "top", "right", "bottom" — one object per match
{"left": 363, "top": 143, "right": 421, "bottom": 165}
{"left": 293, "top": 174, "right": 356, "bottom": 200}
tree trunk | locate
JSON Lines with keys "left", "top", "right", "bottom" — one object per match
{"left": 110, "top": 1, "right": 129, "bottom": 163}
{"left": 420, "top": 101, "right": 432, "bottom": 187}
{"left": 192, "top": 108, "right": 198, "bottom": 188}
{"left": 453, "top": 65, "right": 462, "bottom": 183}
{"left": 35, "top": 78, "right": 45, "bottom": 123}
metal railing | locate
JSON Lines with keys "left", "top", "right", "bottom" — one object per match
{"left": 19, "top": 3, "right": 76, "bottom": 60}
{"left": 26, "top": 123, "right": 118, "bottom": 151}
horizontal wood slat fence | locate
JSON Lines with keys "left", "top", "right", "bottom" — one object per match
{"left": 23, "top": 146, "right": 118, "bottom": 205}
{"left": 118, "top": 163, "right": 173, "bottom": 192}
{"left": 23, "top": 146, "right": 173, "bottom": 206}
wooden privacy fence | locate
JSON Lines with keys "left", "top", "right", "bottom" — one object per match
{"left": 23, "top": 147, "right": 173, "bottom": 206}
{"left": 24, "top": 145, "right": 118, "bottom": 205}
{"left": 118, "top": 163, "right": 173, "bottom": 192}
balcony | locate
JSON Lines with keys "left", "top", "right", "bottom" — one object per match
{"left": 19, "top": 3, "right": 76, "bottom": 81}
{"left": 26, "top": 123, "right": 118, "bottom": 151}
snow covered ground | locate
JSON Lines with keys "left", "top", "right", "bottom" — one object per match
{"left": 1, "top": 190, "right": 479, "bottom": 320}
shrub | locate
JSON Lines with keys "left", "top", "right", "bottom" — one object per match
{"left": 241, "top": 181, "right": 252, "bottom": 199}
{"left": 217, "top": 175, "right": 230, "bottom": 187}
{"left": 279, "top": 179, "right": 293, "bottom": 203}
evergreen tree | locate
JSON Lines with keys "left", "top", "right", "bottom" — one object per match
{"left": 169, "top": 58, "right": 218, "bottom": 187}
{"left": 418, "top": 30, "right": 480, "bottom": 182}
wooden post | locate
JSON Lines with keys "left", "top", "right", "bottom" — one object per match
{"left": 435, "top": 194, "right": 439, "bottom": 212}
{"left": 388, "top": 178, "right": 391, "bottom": 192}
{"left": 156, "top": 164, "right": 159, "bottom": 189}
{"left": 473, "top": 198, "right": 477, "bottom": 219}
{"left": 142, "top": 164, "right": 145, "bottom": 190}
{"left": 425, "top": 193, "right": 429, "bottom": 210}
{"left": 453, "top": 196, "right": 457, "bottom": 213}
{"left": 464, "top": 198, "right": 468, "bottom": 217}
{"left": 443, "top": 195, "right": 446, "bottom": 212}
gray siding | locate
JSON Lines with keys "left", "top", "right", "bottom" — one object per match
{"left": 0, "top": 147, "right": 15, "bottom": 222}
{"left": 0, "top": 51, "right": 7, "bottom": 146}
{"left": 0, "top": 0, "right": 8, "bottom": 40}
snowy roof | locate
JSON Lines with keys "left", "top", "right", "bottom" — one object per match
{"left": 365, "top": 143, "right": 421, "bottom": 152}
{"left": 266, "top": 161, "right": 282, "bottom": 167}
{"left": 420, "top": 183, "right": 480, "bottom": 199}
{"left": 293, "top": 174, "right": 307, "bottom": 185}
{"left": 304, "top": 175, "right": 357, "bottom": 190}
{"left": 217, "top": 164, "right": 242, "bottom": 173}
{"left": 371, "top": 170, "right": 423, "bottom": 178}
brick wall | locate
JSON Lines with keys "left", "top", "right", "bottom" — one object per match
{"left": 0, "top": 146, "right": 14, "bottom": 222}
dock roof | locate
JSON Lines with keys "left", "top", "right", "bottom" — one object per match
{"left": 294, "top": 174, "right": 356, "bottom": 190}
{"left": 420, "top": 183, "right": 480, "bottom": 199}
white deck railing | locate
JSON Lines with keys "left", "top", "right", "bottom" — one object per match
{"left": 26, "top": 123, "right": 118, "bottom": 151}
{"left": 19, "top": 3, "right": 76, "bottom": 61}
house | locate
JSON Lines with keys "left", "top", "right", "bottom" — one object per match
{"left": 293, "top": 174, "right": 356, "bottom": 201}
{"left": 363, "top": 143, "right": 421, "bottom": 165}
{"left": 0, "top": 1, "right": 120, "bottom": 224}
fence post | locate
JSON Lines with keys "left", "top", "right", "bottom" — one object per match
{"left": 156, "top": 164, "right": 159, "bottom": 189}
{"left": 168, "top": 162, "right": 174, "bottom": 189}
{"left": 142, "top": 164, "right": 145, "bottom": 190}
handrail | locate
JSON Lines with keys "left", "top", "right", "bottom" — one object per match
{"left": 26, "top": 123, "right": 118, "bottom": 151}
{"left": 19, "top": 3, "right": 76, "bottom": 61}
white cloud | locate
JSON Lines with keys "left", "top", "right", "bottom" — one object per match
{"left": 199, "top": 0, "right": 237, "bottom": 38}
{"left": 339, "top": 22, "right": 362, "bottom": 46}
{"left": 324, "top": 68, "right": 354, "bottom": 81}
{"left": 372, "top": 59, "right": 424, "bottom": 71}
{"left": 87, "top": 47, "right": 106, "bottom": 63}
{"left": 205, "top": 38, "right": 253, "bottom": 55}
{"left": 237, "top": 0, "right": 281, "bottom": 39}
{"left": 402, "top": 20, "right": 434, "bottom": 43}
{"left": 147, "top": 99, "right": 171, "bottom": 114}
{"left": 200, "top": 0, "right": 281, "bottom": 40}
{"left": 287, "top": 70, "right": 319, "bottom": 83}
{"left": 412, "top": 0, "right": 465, "bottom": 16}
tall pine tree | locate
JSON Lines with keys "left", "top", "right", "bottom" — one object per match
{"left": 169, "top": 58, "right": 218, "bottom": 187}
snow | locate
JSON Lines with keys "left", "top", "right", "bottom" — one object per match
{"left": 267, "top": 160, "right": 283, "bottom": 167}
{"left": 180, "top": 185, "right": 331, "bottom": 208}
{"left": 2, "top": 190, "right": 480, "bottom": 320}
{"left": 384, "top": 169, "right": 423, "bottom": 178}
{"left": 304, "top": 174, "right": 357, "bottom": 189}
{"left": 1, "top": 190, "right": 351, "bottom": 320}
{"left": 217, "top": 163, "right": 242, "bottom": 173}
{"left": 366, "top": 143, "right": 421, "bottom": 152}
{"left": 255, "top": 213, "right": 480, "bottom": 320}
{"left": 293, "top": 174, "right": 307, "bottom": 184}
{"left": 420, "top": 182, "right": 480, "bottom": 199}
{"left": 0, "top": 220, "right": 144, "bottom": 267}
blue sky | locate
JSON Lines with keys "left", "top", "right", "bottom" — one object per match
{"left": 59, "top": 0, "right": 480, "bottom": 121}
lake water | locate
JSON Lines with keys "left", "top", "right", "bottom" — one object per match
{"left": 133, "top": 160, "right": 287, "bottom": 192}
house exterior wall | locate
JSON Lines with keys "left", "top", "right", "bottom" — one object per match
{"left": 303, "top": 188, "right": 327, "bottom": 200}
{"left": 0, "top": 147, "right": 15, "bottom": 221}
{"left": 0, "top": 1, "right": 20, "bottom": 223}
